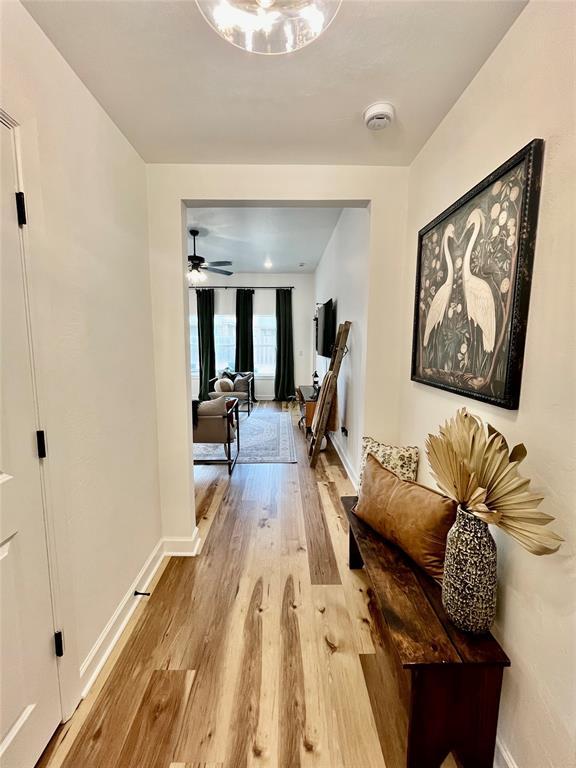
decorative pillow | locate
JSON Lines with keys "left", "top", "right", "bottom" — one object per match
{"left": 234, "top": 374, "right": 251, "bottom": 393}
{"left": 360, "top": 436, "right": 419, "bottom": 485}
{"left": 214, "top": 378, "right": 234, "bottom": 393}
{"left": 354, "top": 454, "right": 456, "bottom": 583}
{"left": 198, "top": 397, "right": 228, "bottom": 416}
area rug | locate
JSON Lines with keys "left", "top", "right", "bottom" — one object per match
{"left": 194, "top": 408, "right": 297, "bottom": 464}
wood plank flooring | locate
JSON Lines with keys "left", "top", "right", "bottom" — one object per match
{"left": 37, "top": 402, "right": 456, "bottom": 768}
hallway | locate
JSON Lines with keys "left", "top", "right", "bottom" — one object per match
{"left": 38, "top": 404, "right": 454, "bottom": 768}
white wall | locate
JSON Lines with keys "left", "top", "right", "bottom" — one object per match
{"left": 188, "top": 272, "right": 315, "bottom": 399}
{"left": 315, "top": 208, "right": 370, "bottom": 485}
{"left": 393, "top": 5, "right": 576, "bottom": 767}
{"left": 1, "top": 1, "right": 162, "bottom": 713}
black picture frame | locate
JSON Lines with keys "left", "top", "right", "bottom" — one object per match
{"left": 410, "top": 139, "right": 544, "bottom": 410}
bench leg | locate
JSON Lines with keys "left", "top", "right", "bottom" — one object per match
{"left": 407, "top": 666, "right": 505, "bottom": 768}
{"left": 349, "top": 529, "right": 364, "bottom": 569}
{"left": 453, "top": 666, "right": 504, "bottom": 768}
{"left": 407, "top": 667, "right": 457, "bottom": 768}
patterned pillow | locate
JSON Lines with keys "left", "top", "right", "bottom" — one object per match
{"left": 233, "top": 374, "right": 251, "bottom": 393}
{"left": 359, "top": 436, "right": 419, "bottom": 486}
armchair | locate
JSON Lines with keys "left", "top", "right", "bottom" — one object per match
{"left": 193, "top": 397, "right": 240, "bottom": 475}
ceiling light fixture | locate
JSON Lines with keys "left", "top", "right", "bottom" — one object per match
{"left": 187, "top": 228, "right": 234, "bottom": 285}
{"left": 195, "top": 0, "right": 342, "bottom": 55}
{"left": 188, "top": 266, "right": 208, "bottom": 284}
{"left": 264, "top": 257, "right": 273, "bottom": 268}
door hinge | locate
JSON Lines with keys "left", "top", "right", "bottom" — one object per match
{"left": 54, "top": 630, "right": 64, "bottom": 658}
{"left": 15, "top": 191, "right": 27, "bottom": 227}
{"left": 36, "top": 430, "right": 47, "bottom": 459}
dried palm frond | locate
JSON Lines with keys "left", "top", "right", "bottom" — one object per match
{"left": 426, "top": 409, "right": 563, "bottom": 555}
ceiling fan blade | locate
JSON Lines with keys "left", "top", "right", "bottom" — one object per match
{"left": 206, "top": 261, "right": 233, "bottom": 267}
{"left": 204, "top": 267, "right": 234, "bottom": 276}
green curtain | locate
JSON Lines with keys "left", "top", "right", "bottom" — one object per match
{"left": 274, "top": 288, "right": 295, "bottom": 401}
{"left": 197, "top": 288, "right": 215, "bottom": 401}
{"left": 234, "top": 289, "right": 254, "bottom": 372}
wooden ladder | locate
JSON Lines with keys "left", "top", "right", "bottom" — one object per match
{"left": 308, "top": 320, "right": 351, "bottom": 468}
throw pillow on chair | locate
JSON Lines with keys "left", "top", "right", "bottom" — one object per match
{"left": 214, "top": 378, "right": 234, "bottom": 393}
{"left": 233, "top": 374, "right": 250, "bottom": 393}
{"left": 197, "top": 397, "right": 228, "bottom": 416}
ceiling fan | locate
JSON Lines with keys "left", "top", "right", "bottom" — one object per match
{"left": 187, "top": 228, "right": 233, "bottom": 284}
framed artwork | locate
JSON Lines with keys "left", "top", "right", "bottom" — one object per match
{"left": 411, "top": 139, "right": 544, "bottom": 410}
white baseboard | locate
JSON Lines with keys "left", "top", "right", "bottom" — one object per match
{"left": 163, "top": 529, "right": 201, "bottom": 556}
{"left": 328, "top": 434, "right": 359, "bottom": 490}
{"left": 495, "top": 739, "right": 519, "bottom": 768}
{"left": 79, "top": 527, "right": 200, "bottom": 698}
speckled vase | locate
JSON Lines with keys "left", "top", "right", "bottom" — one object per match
{"left": 442, "top": 506, "right": 497, "bottom": 633}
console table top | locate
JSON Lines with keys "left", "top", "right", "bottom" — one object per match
{"left": 342, "top": 495, "right": 510, "bottom": 669}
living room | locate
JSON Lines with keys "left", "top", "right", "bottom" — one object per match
{"left": 188, "top": 203, "right": 369, "bottom": 479}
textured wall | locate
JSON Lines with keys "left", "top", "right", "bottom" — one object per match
{"left": 146, "top": 164, "right": 408, "bottom": 534}
{"left": 1, "top": 1, "right": 161, "bottom": 692}
{"left": 396, "top": 5, "right": 576, "bottom": 766}
{"left": 315, "top": 208, "right": 370, "bottom": 484}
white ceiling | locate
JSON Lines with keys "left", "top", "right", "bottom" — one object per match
{"left": 186, "top": 206, "right": 343, "bottom": 272}
{"left": 24, "top": 0, "right": 525, "bottom": 165}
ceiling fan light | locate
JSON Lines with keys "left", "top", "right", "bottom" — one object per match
{"left": 188, "top": 266, "right": 205, "bottom": 284}
{"left": 195, "top": 0, "right": 341, "bottom": 55}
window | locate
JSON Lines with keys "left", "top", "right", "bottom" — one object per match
{"left": 190, "top": 313, "right": 277, "bottom": 377}
{"left": 253, "top": 315, "right": 276, "bottom": 376}
{"left": 190, "top": 315, "right": 199, "bottom": 375}
{"left": 214, "top": 315, "right": 236, "bottom": 372}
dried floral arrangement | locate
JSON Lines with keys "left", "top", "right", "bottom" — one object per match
{"left": 426, "top": 409, "right": 563, "bottom": 555}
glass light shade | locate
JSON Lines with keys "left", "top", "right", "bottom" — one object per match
{"left": 196, "top": 0, "right": 341, "bottom": 55}
{"left": 188, "top": 267, "right": 207, "bottom": 284}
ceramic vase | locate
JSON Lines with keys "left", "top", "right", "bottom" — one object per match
{"left": 442, "top": 505, "right": 497, "bottom": 633}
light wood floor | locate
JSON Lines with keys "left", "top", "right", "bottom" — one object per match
{"left": 37, "top": 402, "right": 454, "bottom": 768}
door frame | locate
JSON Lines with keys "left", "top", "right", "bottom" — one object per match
{"left": 1, "top": 106, "right": 82, "bottom": 721}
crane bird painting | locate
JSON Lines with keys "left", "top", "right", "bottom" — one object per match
{"left": 411, "top": 139, "right": 544, "bottom": 410}
{"left": 423, "top": 223, "right": 455, "bottom": 348}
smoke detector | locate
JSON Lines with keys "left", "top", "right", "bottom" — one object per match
{"left": 363, "top": 102, "right": 395, "bottom": 131}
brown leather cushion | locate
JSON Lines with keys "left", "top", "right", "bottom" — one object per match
{"left": 354, "top": 454, "right": 456, "bottom": 583}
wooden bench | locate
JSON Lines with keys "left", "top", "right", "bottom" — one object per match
{"left": 342, "top": 496, "right": 510, "bottom": 768}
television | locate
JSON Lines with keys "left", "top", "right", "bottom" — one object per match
{"left": 316, "top": 299, "right": 337, "bottom": 358}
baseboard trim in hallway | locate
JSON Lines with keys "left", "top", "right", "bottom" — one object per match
{"left": 163, "top": 532, "right": 202, "bottom": 557}
{"left": 328, "top": 434, "right": 359, "bottom": 491}
{"left": 495, "top": 739, "right": 519, "bottom": 768}
{"left": 79, "top": 529, "right": 200, "bottom": 698}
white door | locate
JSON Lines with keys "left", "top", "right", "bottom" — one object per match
{"left": 0, "top": 122, "right": 62, "bottom": 766}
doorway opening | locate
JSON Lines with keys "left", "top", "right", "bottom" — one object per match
{"left": 184, "top": 201, "right": 371, "bottom": 478}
